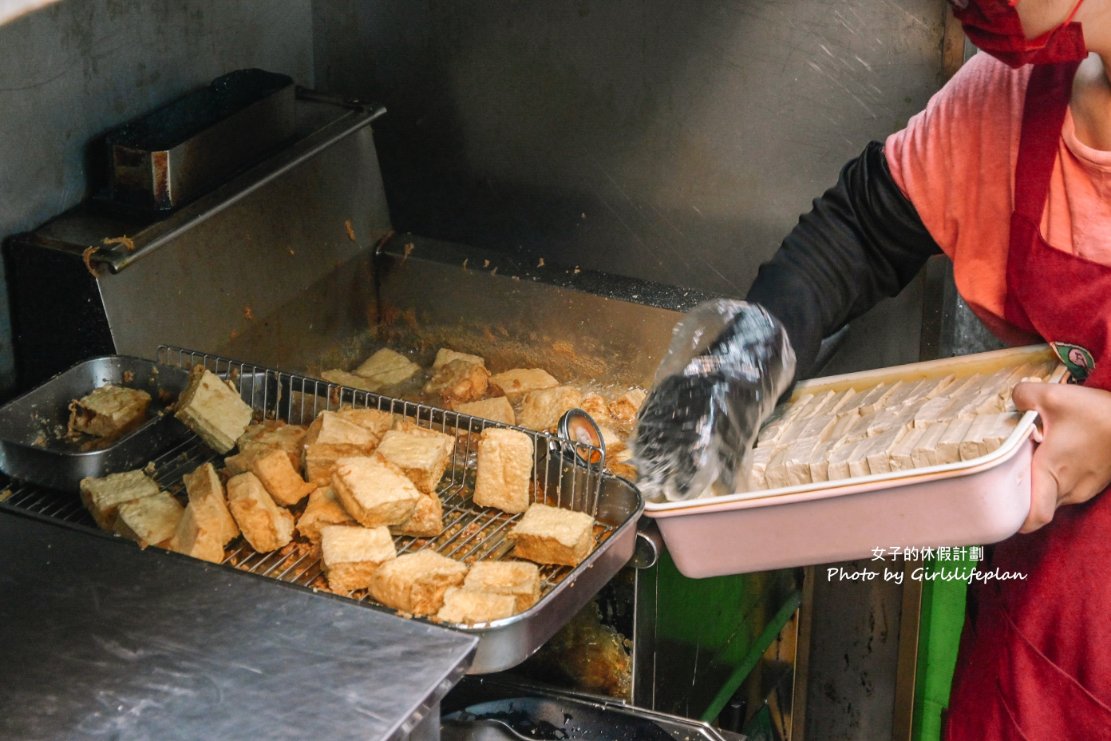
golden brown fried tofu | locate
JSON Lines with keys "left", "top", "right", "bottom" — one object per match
{"left": 302, "top": 411, "right": 380, "bottom": 485}
{"left": 114, "top": 492, "right": 184, "bottom": 548}
{"left": 334, "top": 407, "right": 395, "bottom": 441}
{"left": 508, "top": 503, "right": 595, "bottom": 567}
{"left": 433, "top": 348, "right": 486, "bottom": 368}
{"left": 67, "top": 385, "right": 151, "bottom": 438}
{"left": 489, "top": 368, "right": 559, "bottom": 402}
{"left": 330, "top": 455, "right": 421, "bottom": 528}
{"left": 249, "top": 448, "right": 316, "bottom": 506}
{"left": 517, "top": 386, "right": 584, "bottom": 431}
{"left": 296, "top": 486, "right": 355, "bottom": 544}
{"left": 320, "top": 369, "right": 378, "bottom": 392}
{"left": 320, "top": 524, "right": 397, "bottom": 593}
{"left": 463, "top": 560, "right": 541, "bottom": 612}
{"left": 237, "top": 421, "right": 306, "bottom": 470}
{"left": 80, "top": 469, "right": 162, "bottom": 531}
{"left": 168, "top": 506, "right": 225, "bottom": 564}
{"left": 368, "top": 550, "right": 468, "bottom": 616}
{"left": 473, "top": 428, "right": 534, "bottom": 514}
{"left": 608, "top": 388, "right": 647, "bottom": 428}
{"left": 174, "top": 366, "right": 254, "bottom": 454}
{"left": 181, "top": 462, "right": 238, "bottom": 546}
{"left": 352, "top": 348, "right": 420, "bottom": 390}
{"left": 226, "top": 472, "right": 295, "bottom": 553}
{"left": 374, "top": 428, "right": 455, "bottom": 494}
{"left": 390, "top": 491, "right": 444, "bottom": 538}
{"left": 436, "top": 587, "right": 517, "bottom": 625}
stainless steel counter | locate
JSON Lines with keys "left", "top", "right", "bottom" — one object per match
{"left": 0, "top": 509, "right": 478, "bottom": 740}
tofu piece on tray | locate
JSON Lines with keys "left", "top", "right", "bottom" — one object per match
{"left": 508, "top": 503, "right": 595, "bottom": 567}
{"left": 249, "top": 448, "right": 316, "bottom": 506}
{"left": 297, "top": 487, "right": 356, "bottom": 544}
{"left": 390, "top": 490, "right": 444, "bottom": 538}
{"left": 331, "top": 455, "right": 421, "bottom": 527}
{"left": 463, "top": 560, "right": 541, "bottom": 612}
{"left": 368, "top": 550, "right": 468, "bottom": 616}
{"left": 226, "top": 472, "right": 295, "bottom": 553}
{"left": 181, "top": 462, "right": 239, "bottom": 546}
{"left": 67, "top": 385, "right": 151, "bottom": 438}
{"left": 174, "top": 366, "right": 254, "bottom": 454}
{"left": 321, "top": 524, "right": 397, "bottom": 593}
{"left": 473, "top": 428, "right": 535, "bottom": 514}
{"left": 436, "top": 587, "right": 518, "bottom": 624}
{"left": 302, "top": 411, "right": 380, "bottom": 486}
{"left": 374, "top": 428, "right": 456, "bottom": 494}
{"left": 114, "top": 492, "right": 184, "bottom": 548}
{"left": 80, "top": 469, "right": 162, "bottom": 531}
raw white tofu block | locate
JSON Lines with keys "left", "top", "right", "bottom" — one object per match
{"left": 910, "top": 423, "right": 948, "bottom": 468}
{"left": 783, "top": 438, "right": 818, "bottom": 486}
{"left": 959, "top": 413, "right": 1021, "bottom": 461}
{"left": 807, "top": 438, "right": 842, "bottom": 482}
{"left": 854, "top": 383, "right": 891, "bottom": 415}
{"left": 887, "top": 426, "right": 928, "bottom": 472}
{"left": 936, "top": 417, "right": 974, "bottom": 463}
{"left": 865, "top": 426, "right": 909, "bottom": 476}
{"left": 746, "top": 446, "right": 774, "bottom": 490}
{"left": 763, "top": 447, "right": 792, "bottom": 489}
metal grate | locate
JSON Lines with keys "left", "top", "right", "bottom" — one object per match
{"left": 3, "top": 347, "right": 616, "bottom": 621}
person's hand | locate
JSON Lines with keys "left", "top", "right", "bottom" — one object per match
{"left": 1011, "top": 381, "right": 1111, "bottom": 532}
{"left": 631, "top": 300, "right": 796, "bottom": 502}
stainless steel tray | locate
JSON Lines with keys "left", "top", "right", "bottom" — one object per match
{"left": 0, "top": 356, "right": 192, "bottom": 491}
{"left": 0, "top": 348, "right": 642, "bottom": 674}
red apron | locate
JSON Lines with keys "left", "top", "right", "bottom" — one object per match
{"left": 944, "top": 61, "right": 1111, "bottom": 738}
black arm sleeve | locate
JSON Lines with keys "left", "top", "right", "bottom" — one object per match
{"left": 745, "top": 140, "right": 941, "bottom": 380}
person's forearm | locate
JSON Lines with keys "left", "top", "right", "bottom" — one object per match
{"left": 746, "top": 141, "right": 941, "bottom": 379}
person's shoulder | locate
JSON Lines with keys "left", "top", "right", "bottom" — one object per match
{"left": 935, "top": 52, "right": 1031, "bottom": 112}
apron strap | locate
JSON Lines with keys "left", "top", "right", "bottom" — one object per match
{"left": 1013, "top": 61, "right": 1081, "bottom": 220}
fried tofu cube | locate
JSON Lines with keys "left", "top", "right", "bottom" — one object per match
{"left": 114, "top": 491, "right": 184, "bottom": 548}
{"left": 237, "top": 421, "right": 306, "bottom": 470}
{"left": 80, "top": 469, "right": 162, "bottom": 531}
{"left": 508, "top": 503, "right": 595, "bottom": 567}
{"left": 579, "top": 394, "right": 611, "bottom": 425}
{"left": 391, "top": 491, "right": 444, "bottom": 537}
{"left": 302, "top": 411, "right": 380, "bottom": 485}
{"left": 331, "top": 455, "right": 421, "bottom": 527}
{"left": 174, "top": 366, "right": 254, "bottom": 454}
{"left": 321, "top": 524, "right": 397, "bottom": 593}
{"left": 436, "top": 587, "right": 518, "bottom": 624}
{"left": 608, "top": 388, "right": 647, "bottom": 427}
{"left": 226, "top": 472, "right": 295, "bottom": 553}
{"left": 181, "top": 462, "right": 239, "bottom": 545}
{"left": 320, "top": 369, "right": 379, "bottom": 392}
{"left": 453, "top": 396, "right": 516, "bottom": 425}
{"left": 473, "top": 428, "right": 534, "bottom": 514}
{"left": 352, "top": 348, "right": 420, "bottom": 390}
{"left": 334, "top": 407, "right": 395, "bottom": 441}
{"left": 517, "top": 386, "right": 584, "bottom": 431}
{"left": 167, "top": 506, "right": 226, "bottom": 564}
{"left": 433, "top": 348, "right": 486, "bottom": 368}
{"left": 223, "top": 447, "right": 266, "bottom": 477}
{"left": 297, "top": 486, "right": 355, "bottom": 544}
{"left": 374, "top": 428, "right": 455, "bottom": 494}
{"left": 368, "top": 550, "right": 468, "bottom": 616}
{"left": 489, "top": 368, "right": 559, "bottom": 402}
{"left": 249, "top": 448, "right": 316, "bottom": 506}
{"left": 463, "top": 560, "right": 541, "bottom": 612}
{"left": 424, "top": 359, "right": 491, "bottom": 405}
{"left": 67, "top": 385, "right": 151, "bottom": 438}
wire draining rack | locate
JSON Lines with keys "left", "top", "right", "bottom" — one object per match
{"left": 0, "top": 347, "right": 644, "bottom": 673}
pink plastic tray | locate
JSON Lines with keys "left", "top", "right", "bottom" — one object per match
{"left": 643, "top": 346, "right": 1065, "bottom": 578}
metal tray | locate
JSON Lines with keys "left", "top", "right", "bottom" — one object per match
{"left": 0, "top": 347, "right": 641, "bottom": 674}
{"left": 645, "top": 345, "right": 1067, "bottom": 577}
{"left": 0, "top": 356, "right": 192, "bottom": 491}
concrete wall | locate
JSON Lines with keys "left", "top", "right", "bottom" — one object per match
{"left": 0, "top": 0, "right": 314, "bottom": 397}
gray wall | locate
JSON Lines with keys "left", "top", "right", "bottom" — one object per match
{"left": 312, "top": 0, "right": 949, "bottom": 376}
{"left": 0, "top": 0, "right": 314, "bottom": 397}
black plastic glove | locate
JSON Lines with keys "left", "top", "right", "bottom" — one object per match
{"left": 632, "top": 300, "right": 796, "bottom": 502}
